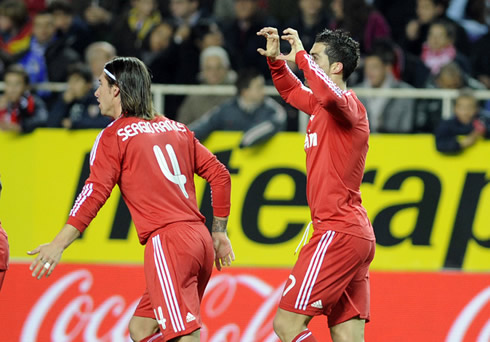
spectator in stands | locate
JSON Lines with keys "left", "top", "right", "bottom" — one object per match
{"left": 77, "top": 1, "right": 128, "bottom": 42}
{"left": 47, "top": 63, "right": 112, "bottom": 129}
{"left": 222, "top": 0, "right": 278, "bottom": 80}
{"left": 403, "top": 0, "right": 470, "bottom": 56}
{"left": 0, "top": 64, "right": 47, "bottom": 133}
{"left": 47, "top": 0, "right": 92, "bottom": 57}
{"left": 447, "top": 0, "right": 488, "bottom": 42}
{"left": 358, "top": 43, "right": 416, "bottom": 133}
{"left": 415, "top": 62, "right": 485, "bottom": 132}
{"left": 111, "top": 0, "right": 162, "bottom": 57}
{"left": 177, "top": 46, "right": 236, "bottom": 124}
{"left": 435, "top": 90, "right": 490, "bottom": 152}
{"left": 167, "top": 0, "right": 217, "bottom": 85}
{"left": 189, "top": 68, "right": 287, "bottom": 148}
{"left": 329, "top": 0, "right": 391, "bottom": 54}
{"left": 0, "top": 0, "right": 32, "bottom": 71}
{"left": 84, "top": 41, "right": 117, "bottom": 85}
{"left": 374, "top": 0, "right": 416, "bottom": 43}
{"left": 19, "top": 10, "right": 80, "bottom": 85}
{"left": 471, "top": 31, "right": 490, "bottom": 89}
{"left": 284, "top": 0, "right": 332, "bottom": 53}
{"left": 142, "top": 21, "right": 179, "bottom": 84}
{"left": 421, "top": 19, "right": 471, "bottom": 76}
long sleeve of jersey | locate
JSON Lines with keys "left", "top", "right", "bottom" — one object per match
{"left": 67, "top": 128, "right": 120, "bottom": 233}
{"left": 193, "top": 136, "right": 231, "bottom": 217}
{"left": 267, "top": 58, "right": 317, "bottom": 116}
{"left": 295, "top": 50, "right": 362, "bottom": 126}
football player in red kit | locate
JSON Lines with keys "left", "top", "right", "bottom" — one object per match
{"left": 28, "top": 57, "right": 234, "bottom": 342}
{"left": 257, "top": 27, "right": 375, "bottom": 342}
{"left": 0, "top": 176, "right": 9, "bottom": 292}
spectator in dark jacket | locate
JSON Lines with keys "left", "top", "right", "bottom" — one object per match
{"left": 358, "top": 42, "right": 416, "bottom": 133}
{"left": 48, "top": 63, "right": 112, "bottom": 129}
{"left": 435, "top": 90, "right": 490, "bottom": 153}
{"left": 188, "top": 68, "right": 287, "bottom": 148}
{"left": 18, "top": 9, "right": 80, "bottom": 85}
{"left": 0, "top": 64, "right": 47, "bottom": 133}
{"left": 47, "top": 0, "right": 92, "bottom": 57}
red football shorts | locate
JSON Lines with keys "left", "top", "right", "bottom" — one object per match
{"left": 279, "top": 229, "right": 375, "bottom": 327}
{"left": 0, "top": 225, "right": 9, "bottom": 291}
{"left": 134, "top": 222, "right": 214, "bottom": 340}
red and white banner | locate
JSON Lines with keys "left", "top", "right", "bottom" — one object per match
{"left": 0, "top": 264, "right": 489, "bottom": 341}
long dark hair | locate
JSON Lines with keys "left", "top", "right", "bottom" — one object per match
{"left": 104, "top": 57, "right": 156, "bottom": 120}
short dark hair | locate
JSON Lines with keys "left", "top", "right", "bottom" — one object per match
{"left": 47, "top": 0, "right": 73, "bottom": 14}
{"left": 367, "top": 39, "right": 397, "bottom": 66}
{"left": 0, "top": 0, "right": 28, "bottom": 29}
{"left": 4, "top": 64, "right": 30, "bottom": 85}
{"left": 104, "top": 57, "right": 156, "bottom": 120}
{"left": 431, "top": 19, "right": 456, "bottom": 42}
{"left": 315, "top": 29, "right": 360, "bottom": 81}
{"left": 235, "top": 68, "right": 262, "bottom": 94}
{"left": 67, "top": 63, "right": 93, "bottom": 83}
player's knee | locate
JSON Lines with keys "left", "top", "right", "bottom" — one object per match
{"left": 330, "top": 326, "right": 364, "bottom": 342}
{"left": 273, "top": 312, "right": 290, "bottom": 340}
{"left": 128, "top": 317, "right": 158, "bottom": 342}
{"left": 272, "top": 316, "right": 284, "bottom": 340}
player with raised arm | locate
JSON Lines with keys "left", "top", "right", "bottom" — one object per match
{"left": 28, "top": 56, "right": 234, "bottom": 342}
{"left": 257, "top": 27, "right": 375, "bottom": 342}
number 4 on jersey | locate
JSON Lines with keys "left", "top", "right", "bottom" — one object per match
{"left": 153, "top": 144, "right": 189, "bottom": 198}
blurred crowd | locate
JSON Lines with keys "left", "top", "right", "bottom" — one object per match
{"left": 0, "top": 0, "right": 489, "bottom": 149}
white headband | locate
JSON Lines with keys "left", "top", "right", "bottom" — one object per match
{"left": 104, "top": 68, "right": 116, "bottom": 81}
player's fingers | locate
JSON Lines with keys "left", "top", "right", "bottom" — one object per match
{"left": 260, "top": 27, "right": 278, "bottom": 35}
{"left": 257, "top": 48, "right": 267, "bottom": 56}
{"left": 215, "top": 257, "right": 222, "bottom": 271}
{"left": 27, "top": 246, "right": 40, "bottom": 256}
{"left": 230, "top": 250, "right": 236, "bottom": 262}
{"left": 46, "top": 261, "right": 56, "bottom": 277}
{"left": 282, "top": 28, "right": 298, "bottom": 36}
{"left": 281, "top": 34, "right": 297, "bottom": 42}
{"left": 32, "top": 260, "right": 45, "bottom": 278}
{"left": 222, "top": 255, "right": 230, "bottom": 267}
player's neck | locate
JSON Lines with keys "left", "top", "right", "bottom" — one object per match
{"left": 330, "top": 74, "right": 346, "bottom": 91}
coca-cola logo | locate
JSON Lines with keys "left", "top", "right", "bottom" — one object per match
{"left": 20, "top": 269, "right": 285, "bottom": 342}
{"left": 21, "top": 270, "right": 138, "bottom": 342}
{"left": 446, "top": 286, "right": 490, "bottom": 342}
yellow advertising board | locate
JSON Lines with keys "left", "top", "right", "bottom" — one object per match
{"left": 0, "top": 130, "right": 489, "bottom": 270}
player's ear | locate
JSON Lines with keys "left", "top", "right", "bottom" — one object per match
{"left": 112, "top": 84, "right": 120, "bottom": 97}
{"left": 331, "top": 61, "right": 344, "bottom": 75}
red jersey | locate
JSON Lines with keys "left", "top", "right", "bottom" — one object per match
{"left": 0, "top": 221, "right": 8, "bottom": 270}
{"left": 67, "top": 115, "right": 231, "bottom": 245}
{"left": 268, "top": 51, "right": 374, "bottom": 240}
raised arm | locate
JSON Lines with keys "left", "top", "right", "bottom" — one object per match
{"left": 295, "top": 51, "right": 359, "bottom": 126}
{"left": 257, "top": 27, "right": 317, "bottom": 115}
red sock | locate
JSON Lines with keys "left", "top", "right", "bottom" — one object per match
{"left": 292, "top": 329, "right": 318, "bottom": 342}
{"left": 139, "top": 331, "right": 164, "bottom": 342}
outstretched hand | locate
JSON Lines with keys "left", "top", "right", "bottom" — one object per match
{"left": 277, "top": 28, "right": 305, "bottom": 63}
{"left": 212, "top": 231, "right": 235, "bottom": 271}
{"left": 257, "top": 27, "right": 305, "bottom": 64}
{"left": 27, "top": 242, "right": 64, "bottom": 279}
{"left": 257, "top": 27, "right": 281, "bottom": 60}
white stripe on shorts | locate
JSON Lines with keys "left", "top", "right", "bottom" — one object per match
{"left": 152, "top": 235, "right": 186, "bottom": 333}
{"left": 294, "top": 230, "right": 335, "bottom": 311}
{"left": 297, "top": 331, "right": 312, "bottom": 342}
